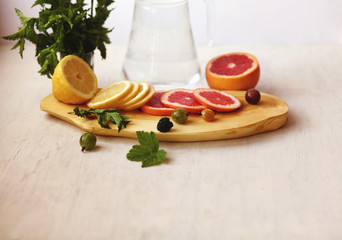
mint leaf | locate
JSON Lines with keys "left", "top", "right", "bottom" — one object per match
{"left": 2, "top": 1, "right": 114, "bottom": 78}
{"left": 127, "top": 131, "right": 167, "bottom": 168}
{"left": 141, "top": 149, "right": 166, "bottom": 168}
{"left": 71, "top": 107, "right": 130, "bottom": 132}
{"left": 136, "top": 131, "right": 159, "bottom": 152}
{"left": 126, "top": 145, "right": 152, "bottom": 162}
{"left": 106, "top": 112, "right": 130, "bottom": 132}
{"left": 97, "top": 112, "right": 110, "bottom": 129}
{"left": 15, "top": 8, "right": 33, "bottom": 25}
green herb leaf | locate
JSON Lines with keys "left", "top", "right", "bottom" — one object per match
{"left": 127, "top": 131, "right": 167, "bottom": 168}
{"left": 15, "top": 8, "right": 34, "bottom": 25}
{"left": 107, "top": 112, "right": 124, "bottom": 132}
{"left": 136, "top": 130, "right": 159, "bottom": 152}
{"left": 71, "top": 107, "right": 130, "bottom": 132}
{"left": 127, "top": 145, "right": 153, "bottom": 162}
{"left": 2, "top": 1, "right": 114, "bottom": 78}
{"left": 142, "top": 149, "right": 166, "bottom": 168}
{"left": 97, "top": 112, "right": 110, "bottom": 129}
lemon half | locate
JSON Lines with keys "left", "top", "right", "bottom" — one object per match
{"left": 52, "top": 55, "right": 98, "bottom": 104}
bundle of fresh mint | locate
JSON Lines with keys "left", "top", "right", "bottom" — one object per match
{"left": 2, "top": 0, "right": 114, "bottom": 78}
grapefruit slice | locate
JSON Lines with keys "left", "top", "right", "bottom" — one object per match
{"left": 160, "top": 89, "right": 205, "bottom": 114}
{"left": 193, "top": 88, "right": 241, "bottom": 112}
{"left": 206, "top": 52, "right": 260, "bottom": 90}
{"left": 140, "top": 91, "right": 174, "bottom": 116}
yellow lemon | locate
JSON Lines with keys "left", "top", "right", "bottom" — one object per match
{"left": 123, "top": 85, "right": 155, "bottom": 111}
{"left": 119, "top": 82, "right": 150, "bottom": 108}
{"left": 116, "top": 81, "right": 140, "bottom": 106}
{"left": 52, "top": 55, "right": 98, "bottom": 104}
{"left": 87, "top": 80, "right": 133, "bottom": 108}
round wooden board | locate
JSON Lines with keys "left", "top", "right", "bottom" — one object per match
{"left": 40, "top": 91, "right": 288, "bottom": 142}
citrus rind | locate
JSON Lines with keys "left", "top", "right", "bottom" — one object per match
{"left": 193, "top": 88, "right": 241, "bottom": 112}
{"left": 87, "top": 80, "right": 133, "bottom": 108}
{"left": 52, "top": 55, "right": 98, "bottom": 104}
{"left": 117, "top": 81, "right": 140, "bottom": 105}
{"left": 119, "top": 82, "right": 150, "bottom": 108}
{"left": 160, "top": 89, "right": 206, "bottom": 114}
{"left": 123, "top": 85, "right": 155, "bottom": 111}
{"left": 140, "top": 91, "right": 174, "bottom": 116}
{"left": 205, "top": 52, "right": 260, "bottom": 90}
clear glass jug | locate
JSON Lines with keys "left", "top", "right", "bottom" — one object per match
{"left": 122, "top": 0, "right": 214, "bottom": 89}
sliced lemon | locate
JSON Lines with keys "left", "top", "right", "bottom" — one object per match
{"left": 119, "top": 82, "right": 150, "bottom": 108}
{"left": 52, "top": 55, "right": 98, "bottom": 104}
{"left": 123, "top": 85, "right": 155, "bottom": 111}
{"left": 116, "top": 81, "right": 140, "bottom": 106}
{"left": 87, "top": 80, "right": 133, "bottom": 108}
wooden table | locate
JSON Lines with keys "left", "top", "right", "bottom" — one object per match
{"left": 0, "top": 43, "right": 341, "bottom": 239}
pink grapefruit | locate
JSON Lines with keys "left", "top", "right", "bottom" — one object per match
{"left": 140, "top": 91, "right": 174, "bottom": 116}
{"left": 206, "top": 52, "right": 260, "bottom": 90}
{"left": 193, "top": 88, "right": 241, "bottom": 112}
{"left": 160, "top": 89, "right": 206, "bottom": 114}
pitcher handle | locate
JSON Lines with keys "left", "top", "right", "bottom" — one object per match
{"left": 204, "top": 0, "right": 215, "bottom": 46}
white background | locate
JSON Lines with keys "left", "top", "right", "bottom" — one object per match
{"left": 1, "top": 0, "right": 342, "bottom": 45}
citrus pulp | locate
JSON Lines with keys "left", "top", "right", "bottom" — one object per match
{"left": 87, "top": 80, "right": 133, "bottom": 108}
{"left": 193, "top": 88, "right": 241, "bottom": 112}
{"left": 122, "top": 85, "right": 155, "bottom": 111}
{"left": 52, "top": 55, "right": 98, "bottom": 104}
{"left": 160, "top": 89, "right": 205, "bottom": 114}
{"left": 140, "top": 91, "right": 174, "bottom": 116}
{"left": 206, "top": 52, "right": 260, "bottom": 90}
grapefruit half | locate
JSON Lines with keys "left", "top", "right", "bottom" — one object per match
{"left": 193, "top": 88, "right": 241, "bottom": 112}
{"left": 160, "top": 89, "right": 206, "bottom": 114}
{"left": 206, "top": 52, "right": 260, "bottom": 90}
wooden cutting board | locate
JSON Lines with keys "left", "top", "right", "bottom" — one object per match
{"left": 40, "top": 91, "right": 288, "bottom": 142}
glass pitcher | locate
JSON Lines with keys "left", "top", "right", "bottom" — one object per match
{"left": 122, "top": 0, "right": 214, "bottom": 89}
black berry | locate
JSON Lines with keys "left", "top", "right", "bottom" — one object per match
{"left": 157, "top": 117, "right": 173, "bottom": 132}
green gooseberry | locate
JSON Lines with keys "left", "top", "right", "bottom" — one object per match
{"left": 80, "top": 132, "right": 97, "bottom": 151}
{"left": 171, "top": 108, "right": 189, "bottom": 124}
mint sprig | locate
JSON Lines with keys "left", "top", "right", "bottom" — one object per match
{"left": 127, "top": 131, "right": 167, "bottom": 168}
{"left": 71, "top": 106, "right": 130, "bottom": 132}
{"left": 2, "top": 0, "right": 114, "bottom": 78}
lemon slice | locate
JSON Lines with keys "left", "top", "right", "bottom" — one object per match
{"left": 117, "top": 81, "right": 140, "bottom": 106}
{"left": 119, "top": 82, "right": 150, "bottom": 108}
{"left": 124, "top": 85, "right": 155, "bottom": 111}
{"left": 52, "top": 55, "right": 98, "bottom": 104}
{"left": 87, "top": 80, "right": 133, "bottom": 108}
